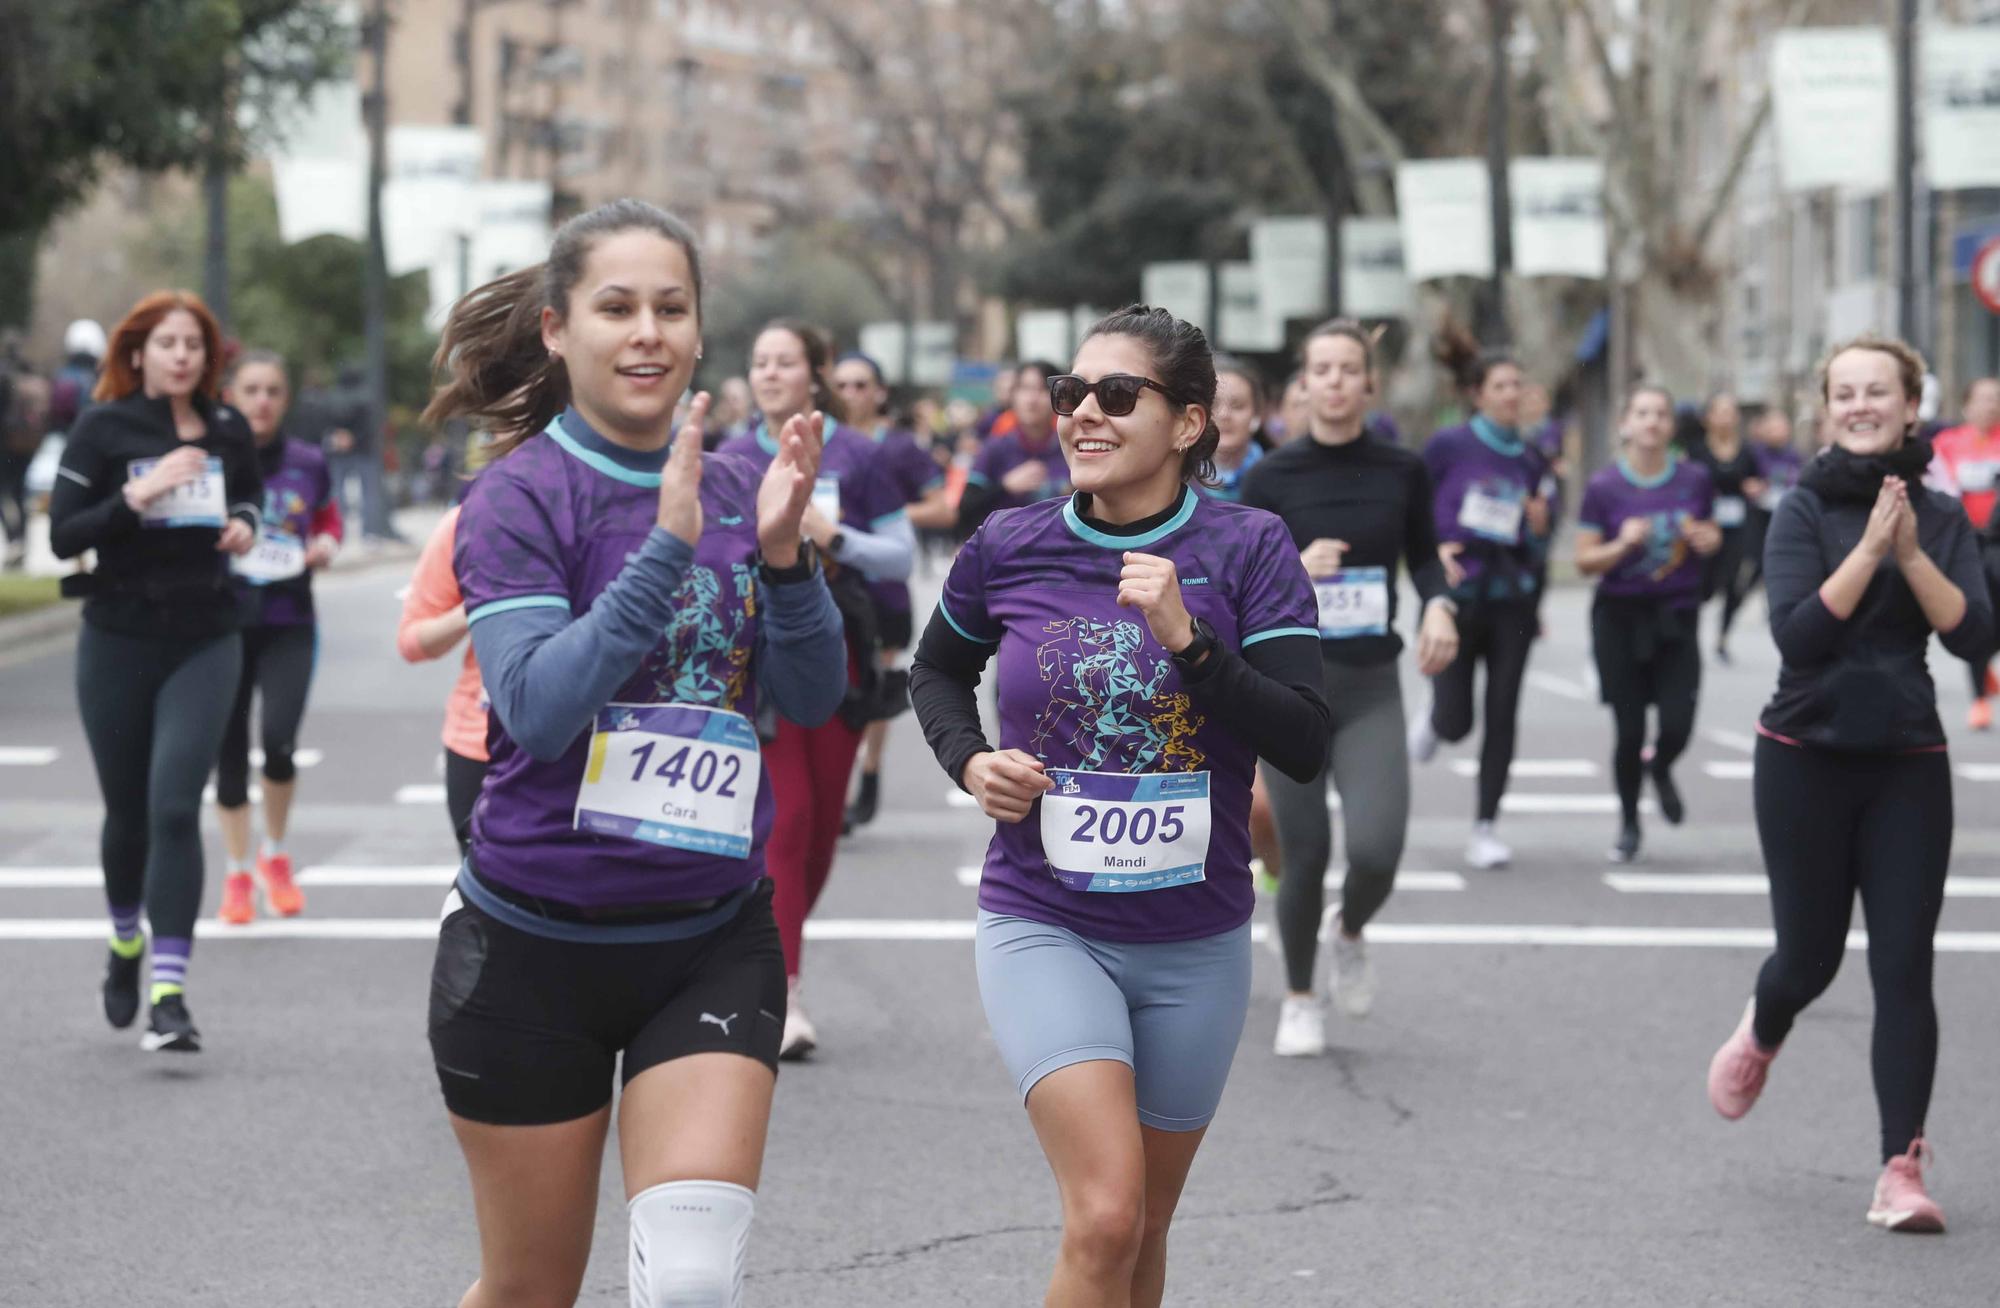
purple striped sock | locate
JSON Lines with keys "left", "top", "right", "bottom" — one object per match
{"left": 108, "top": 902, "right": 142, "bottom": 942}
{"left": 150, "top": 938, "right": 191, "bottom": 994}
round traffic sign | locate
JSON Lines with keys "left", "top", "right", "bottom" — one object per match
{"left": 1975, "top": 236, "right": 2000, "bottom": 315}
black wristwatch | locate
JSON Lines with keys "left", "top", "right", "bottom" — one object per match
{"left": 826, "top": 529, "right": 847, "bottom": 560}
{"left": 757, "top": 542, "right": 820, "bottom": 586}
{"left": 1170, "top": 615, "right": 1219, "bottom": 671}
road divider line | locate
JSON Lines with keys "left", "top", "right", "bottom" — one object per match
{"left": 958, "top": 867, "right": 1469, "bottom": 892}
{"left": 395, "top": 784, "right": 448, "bottom": 804}
{"left": 1704, "top": 728, "right": 1756, "bottom": 753}
{"left": 1958, "top": 764, "right": 2000, "bottom": 782}
{"left": 0, "top": 865, "right": 460, "bottom": 889}
{"left": 4, "top": 918, "right": 2000, "bottom": 951}
{"left": 1608, "top": 872, "right": 2000, "bottom": 898}
{"left": 1701, "top": 761, "right": 1755, "bottom": 780}
{"left": 1527, "top": 672, "right": 1591, "bottom": 701}
{"left": 1452, "top": 759, "right": 1596, "bottom": 779}
{"left": 1499, "top": 793, "right": 1654, "bottom": 815}
{"left": 0, "top": 747, "right": 58, "bottom": 766}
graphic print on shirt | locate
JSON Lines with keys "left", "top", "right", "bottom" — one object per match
{"left": 638, "top": 561, "right": 758, "bottom": 710}
{"left": 1638, "top": 512, "right": 1693, "bottom": 582}
{"left": 1031, "top": 617, "right": 1206, "bottom": 772}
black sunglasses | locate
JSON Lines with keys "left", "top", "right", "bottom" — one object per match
{"left": 1047, "top": 373, "right": 1177, "bottom": 418}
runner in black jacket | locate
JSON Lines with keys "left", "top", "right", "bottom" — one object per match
{"left": 49, "top": 291, "right": 261, "bottom": 1054}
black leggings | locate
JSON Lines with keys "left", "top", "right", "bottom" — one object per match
{"left": 1750, "top": 737, "right": 1952, "bottom": 1162}
{"left": 1591, "top": 598, "right": 1700, "bottom": 825}
{"left": 1704, "top": 526, "right": 1755, "bottom": 643}
{"left": 444, "top": 747, "right": 487, "bottom": 856}
{"left": 1431, "top": 598, "right": 1536, "bottom": 822}
{"left": 215, "top": 623, "right": 317, "bottom": 808}
{"left": 76, "top": 625, "right": 242, "bottom": 940}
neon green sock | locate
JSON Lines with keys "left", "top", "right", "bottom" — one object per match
{"left": 149, "top": 982, "right": 184, "bottom": 1005}
{"left": 108, "top": 934, "right": 145, "bottom": 960}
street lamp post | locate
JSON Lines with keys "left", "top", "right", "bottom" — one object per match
{"left": 1893, "top": 0, "right": 1922, "bottom": 349}
{"left": 1482, "top": 0, "right": 1514, "bottom": 346}
{"left": 362, "top": 0, "right": 391, "bottom": 536}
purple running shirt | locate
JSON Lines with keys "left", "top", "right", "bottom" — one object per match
{"left": 937, "top": 488, "right": 1317, "bottom": 943}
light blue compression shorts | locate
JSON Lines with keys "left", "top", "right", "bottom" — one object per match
{"left": 974, "top": 911, "right": 1253, "bottom": 1132}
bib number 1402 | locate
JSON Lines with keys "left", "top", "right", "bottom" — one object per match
{"left": 575, "top": 703, "right": 761, "bottom": 858}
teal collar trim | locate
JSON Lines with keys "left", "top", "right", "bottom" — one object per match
{"left": 1470, "top": 415, "right": 1526, "bottom": 457}
{"left": 752, "top": 416, "right": 781, "bottom": 456}
{"left": 1617, "top": 452, "right": 1677, "bottom": 490}
{"left": 547, "top": 410, "right": 665, "bottom": 487}
{"left": 1061, "top": 487, "right": 1197, "bottom": 549}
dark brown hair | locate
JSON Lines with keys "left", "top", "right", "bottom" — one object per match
{"left": 754, "top": 318, "right": 842, "bottom": 426}
{"left": 1430, "top": 319, "right": 1516, "bottom": 396}
{"left": 1080, "top": 304, "right": 1218, "bottom": 485}
{"left": 225, "top": 348, "right": 288, "bottom": 388}
{"left": 97, "top": 291, "right": 225, "bottom": 402}
{"left": 1621, "top": 383, "right": 1674, "bottom": 419}
{"left": 424, "top": 199, "right": 705, "bottom": 460}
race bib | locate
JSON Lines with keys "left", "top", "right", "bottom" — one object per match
{"left": 129, "top": 456, "right": 225, "bottom": 528}
{"left": 1713, "top": 495, "right": 1747, "bottom": 527}
{"left": 231, "top": 531, "right": 305, "bottom": 585}
{"left": 1314, "top": 566, "right": 1390, "bottom": 639}
{"left": 575, "top": 703, "right": 760, "bottom": 858}
{"left": 1040, "top": 770, "right": 1210, "bottom": 893}
{"left": 812, "top": 475, "right": 842, "bottom": 523}
{"left": 1758, "top": 485, "right": 1789, "bottom": 512}
{"left": 1959, "top": 460, "right": 1999, "bottom": 493}
{"left": 1458, "top": 486, "right": 1525, "bottom": 543}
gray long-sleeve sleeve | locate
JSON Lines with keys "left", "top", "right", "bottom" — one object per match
{"left": 827, "top": 512, "right": 915, "bottom": 582}
{"left": 471, "top": 529, "right": 698, "bottom": 761}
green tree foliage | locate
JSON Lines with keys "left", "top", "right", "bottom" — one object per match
{"left": 695, "top": 234, "right": 894, "bottom": 385}
{"left": 142, "top": 176, "right": 435, "bottom": 411}
{"left": 0, "top": 0, "right": 345, "bottom": 322}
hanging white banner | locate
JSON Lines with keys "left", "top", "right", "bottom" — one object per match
{"left": 858, "top": 323, "right": 907, "bottom": 384}
{"left": 910, "top": 322, "right": 957, "bottom": 388}
{"left": 1141, "top": 262, "right": 1212, "bottom": 335}
{"left": 264, "top": 80, "right": 366, "bottom": 245}
{"left": 1770, "top": 28, "right": 1893, "bottom": 195}
{"left": 1015, "top": 309, "right": 1072, "bottom": 365}
{"left": 1249, "top": 217, "right": 1328, "bottom": 324}
{"left": 1340, "top": 218, "right": 1412, "bottom": 318}
{"left": 1510, "top": 158, "right": 1606, "bottom": 279}
{"left": 383, "top": 126, "right": 486, "bottom": 277}
{"left": 1070, "top": 306, "right": 1102, "bottom": 351}
{"left": 466, "top": 180, "right": 553, "bottom": 286}
{"left": 1217, "top": 263, "right": 1286, "bottom": 352}
{"left": 1396, "top": 160, "right": 1493, "bottom": 281}
{"left": 1923, "top": 26, "right": 2000, "bottom": 191}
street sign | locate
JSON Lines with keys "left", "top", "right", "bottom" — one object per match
{"left": 1974, "top": 236, "right": 2000, "bottom": 315}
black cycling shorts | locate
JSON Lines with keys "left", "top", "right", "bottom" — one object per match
{"left": 877, "top": 605, "right": 914, "bottom": 653}
{"left": 427, "top": 878, "right": 786, "bottom": 1125}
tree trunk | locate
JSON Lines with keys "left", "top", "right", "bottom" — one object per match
{"left": 0, "top": 228, "right": 39, "bottom": 331}
{"left": 203, "top": 148, "right": 231, "bottom": 330}
{"left": 1629, "top": 274, "right": 1716, "bottom": 402}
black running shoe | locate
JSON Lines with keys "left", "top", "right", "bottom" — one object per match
{"left": 1609, "top": 824, "right": 1642, "bottom": 864}
{"left": 103, "top": 946, "right": 142, "bottom": 1029}
{"left": 1652, "top": 762, "right": 1686, "bottom": 825}
{"left": 844, "top": 770, "right": 881, "bottom": 832}
{"left": 141, "top": 993, "right": 201, "bottom": 1053}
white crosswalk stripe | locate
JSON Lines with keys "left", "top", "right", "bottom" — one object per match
{"left": 1451, "top": 758, "right": 1597, "bottom": 779}
{"left": 0, "top": 747, "right": 59, "bottom": 766}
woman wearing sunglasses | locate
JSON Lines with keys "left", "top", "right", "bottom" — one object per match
{"left": 912, "top": 305, "right": 1328, "bottom": 1307}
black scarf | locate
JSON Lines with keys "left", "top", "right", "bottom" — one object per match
{"left": 1798, "top": 435, "right": 1933, "bottom": 506}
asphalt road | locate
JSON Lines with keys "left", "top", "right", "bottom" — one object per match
{"left": 4, "top": 553, "right": 1999, "bottom": 1306}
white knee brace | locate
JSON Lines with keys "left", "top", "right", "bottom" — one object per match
{"left": 628, "top": 1179, "right": 755, "bottom": 1308}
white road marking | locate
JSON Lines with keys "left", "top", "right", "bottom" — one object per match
{"left": 0, "top": 865, "right": 459, "bottom": 889}
{"left": 1608, "top": 872, "right": 2000, "bottom": 899}
{"left": 955, "top": 866, "right": 1468, "bottom": 892}
{"left": 395, "top": 784, "right": 448, "bottom": 804}
{"left": 250, "top": 748, "right": 323, "bottom": 769}
{"left": 0, "top": 747, "right": 58, "bottom": 766}
{"left": 1702, "top": 761, "right": 1755, "bottom": 780}
{"left": 945, "top": 789, "right": 980, "bottom": 809}
{"left": 1499, "top": 793, "right": 1654, "bottom": 815}
{"left": 2, "top": 917, "right": 2000, "bottom": 952}
{"left": 1704, "top": 728, "right": 1757, "bottom": 753}
{"left": 955, "top": 865, "right": 980, "bottom": 886}
{"left": 1527, "top": 672, "right": 1591, "bottom": 701}
{"left": 201, "top": 783, "right": 262, "bottom": 804}
{"left": 1957, "top": 763, "right": 2000, "bottom": 782}
{"left": 1452, "top": 758, "right": 1596, "bottom": 779}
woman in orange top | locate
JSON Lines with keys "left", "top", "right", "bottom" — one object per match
{"left": 397, "top": 505, "right": 488, "bottom": 851}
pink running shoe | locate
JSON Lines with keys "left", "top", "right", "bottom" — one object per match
{"left": 1707, "top": 999, "right": 1778, "bottom": 1120}
{"left": 1868, "top": 1140, "right": 1945, "bottom": 1233}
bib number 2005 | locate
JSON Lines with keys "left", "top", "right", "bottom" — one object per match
{"left": 1040, "top": 770, "right": 1211, "bottom": 893}
{"left": 575, "top": 703, "right": 760, "bottom": 858}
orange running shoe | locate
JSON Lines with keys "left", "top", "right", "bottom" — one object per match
{"left": 218, "top": 872, "right": 255, "bottom": 925}
{"left": 1970, "top": 698, "right": 1993, "bottom": 732}
{"left": 257, "top": 853, "right": 305, "bottom": 917}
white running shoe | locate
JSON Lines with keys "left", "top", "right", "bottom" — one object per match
{"left": 1407, "top": 705, "right": 1439, "bottom": 765}
{"left": 1330, "top": 932, "right": 1376, "bottom": 1019}
{"left": 1465, "top": 821, "right": 1511, "bottom": 871}
{"left": 1273, "top": 994, "right": 1327, "bottom": 1057}
{"left": 780, "top": 979, "right": 817, "bottom": 1061}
